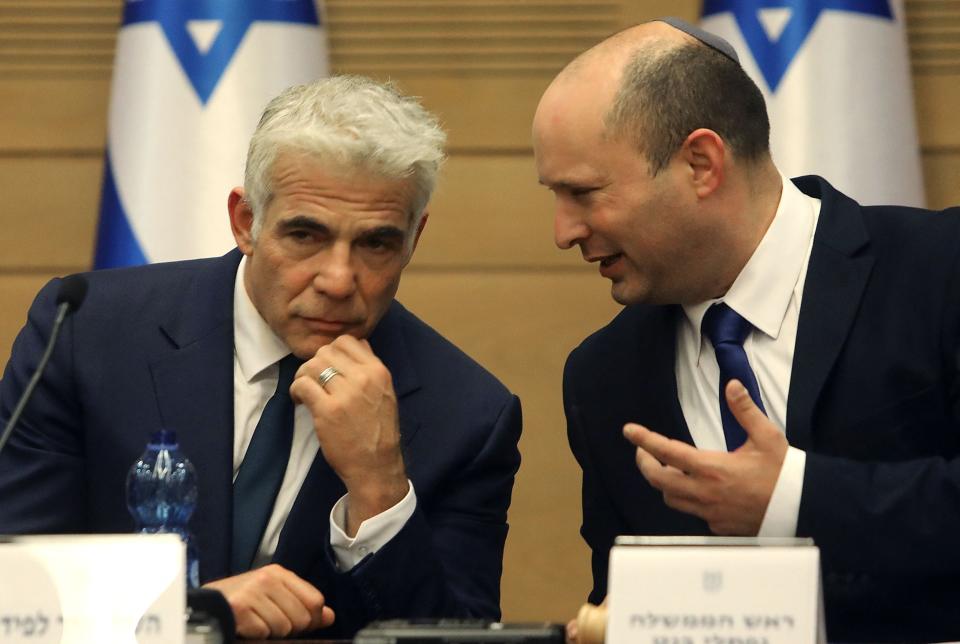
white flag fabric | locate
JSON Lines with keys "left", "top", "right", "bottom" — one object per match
{"left": 94, "top": 1, "right": 329, "bottom": 268}
{"left": 701, "top": 0, "right": 924, "bottom": 207}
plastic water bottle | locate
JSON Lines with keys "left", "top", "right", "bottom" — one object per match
{"left": 126, "top": 430, "right": 200, "bottom": 588}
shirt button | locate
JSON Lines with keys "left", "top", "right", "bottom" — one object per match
{"left": 358, "top": 546, "right": 369, "bottom": 555}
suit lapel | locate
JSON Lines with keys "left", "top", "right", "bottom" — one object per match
{"left": 638, "top": 305, "right": 692, "bottom": 443}
{"left": 368, "top": 303, "right": 422, "bottom": 411}
{"left": 148, "top": 250, "right": 241, "bottom": 582}
{"left": 786, "top": 177, "right": 874, "bottom": 449}
{"left": 591, "top": 304, "right": 691, "bottom": 442}
{"left": 590, "top": 304, "right": 705, "bottom": 534}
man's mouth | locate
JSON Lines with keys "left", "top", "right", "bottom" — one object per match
{"left": 300, "top": 317, "right": 357, "bottom": 331}
{"left": 599, "top": 253, "right": 622, "bottom": 267}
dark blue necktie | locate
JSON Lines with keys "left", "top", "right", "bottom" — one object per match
{"left": 231, "top": 354, "right": 300, "bottom": 574}
{"left": 701, "top": 303, "right": 767, "bottom": 451}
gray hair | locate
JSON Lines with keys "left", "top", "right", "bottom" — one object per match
{"left": 244, "top": 75, "right": 447, "bottom": 243}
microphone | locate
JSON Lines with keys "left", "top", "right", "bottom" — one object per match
{"left": 0, "top": 274, "right": 88, "bottom": 458}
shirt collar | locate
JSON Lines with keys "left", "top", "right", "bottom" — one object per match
{"left": 682, "top": 175, "right": 817, "bottom": 352}
{"left": 234, "top": 256, "right": 292, "bottom": 382}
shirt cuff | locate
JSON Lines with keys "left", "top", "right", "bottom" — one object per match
{"left": 329, "top": 480, "right": 417, "bottom": 571}
{"left": 757, "top": 446, "right": 806, "bottom": 537}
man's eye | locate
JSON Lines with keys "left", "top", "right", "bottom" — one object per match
{"left": 361, "top": 236, "right": 401, "bottom": 252}
{"left": 571, "top": 187, "right": 596, "bottom": 197}
{"left": 363, "top": 238, "right": 392, "bottom": 252}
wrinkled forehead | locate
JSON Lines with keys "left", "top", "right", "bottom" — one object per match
{"left": 268, "top": 151, "right": 420, "bottom": 215}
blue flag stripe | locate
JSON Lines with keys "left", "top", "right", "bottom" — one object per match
{"left": 123, "top": 0, "right": 320, "bottom": 105}
{"left": 94, "top": 151, "right": 148, "bottom": 268}
{"left": 701, "top": 0, "right": 893, "bottom": 91}
{"left": 124, "top": 0, "right": 320, "bottom": 26}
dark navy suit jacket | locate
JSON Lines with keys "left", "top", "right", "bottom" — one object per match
{"left": 0, "top": 249, "right": 522, "bottom": 638}
{"left": 564, "top": 176, "right": 960, "bottom": 643}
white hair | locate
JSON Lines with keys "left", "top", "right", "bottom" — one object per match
{"left": 244, "top": 75, "right": 447, "bottom": 245}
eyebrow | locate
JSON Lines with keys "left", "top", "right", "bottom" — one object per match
{"left": 277, "top": 215, "right": 330, "bottom": 235}
{"left": 278, "top": 216, "right": 408, "bottom": 242}
{"left": 358, "top": 226, "right": 407, "bottom": 242}
{"left": 540, "top": 179, "right": 593, "bottom": 191}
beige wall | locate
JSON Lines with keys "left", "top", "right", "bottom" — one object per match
{"left": 1, "top": 0, "right": 959, "bottom": 624}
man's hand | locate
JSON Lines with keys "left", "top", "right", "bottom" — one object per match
{"left": 290, "top": 335, "right": 409, "bottom": 536}
{"left": 566, "top": 599, "right": 608, "bottom": 644}
{"left": 203, "top": 564, "right": 335, "bottom": 639}
{"left": 624, "top": 379, "right": 788, "bottom": 535}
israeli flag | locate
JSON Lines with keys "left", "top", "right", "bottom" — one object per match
{"left": 702, "top": 0, "right": 925, "bottom": 206}
{"left": 94, "top": 1, "right": 329, "bottom": 268}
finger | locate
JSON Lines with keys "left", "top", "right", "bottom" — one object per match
{"left": 328, "top": 334, "right": 376, "bottom": 365}
{"left": 624, "top": 423, "right": 705, "bottom": 473}
{"left": 319, "top": 605, "right": 336, "bottom": 629}
{"left": 316, "top": 364, "right": 347, "bottom": 393}
{"left": 298, "top": 339, "right": 357, "bottom": 382}
{"left": 326, "top": 338, "right": 394, "bottom": 396}
{"left": 279, "top": 571, "right": 332, "bottom": 631}
{"left": 290, "top": 370, "right": 326, "bottom": 407}
{"left": 662, "top": 489, "right": 708, "bottom": 518}
{"left": 233, "top": 609, "right": 272, "bottom": 640}
{"left": 233, "top": 567, "right": 318, "bottom": 637}
{"left": 634, "top": 444, "right": 663, "bottom": 478}
{"left": 245, "top": 594, "right": 295, "bottom": 639}
{"left": 205, "top": 576, "right": 279, "bottom": 640}
{"left": 261, "top": 587, "right": 313, "bottom": 636}
{"left": 634, "top": 453, "right": 710, "bottom": 519}
{"left": 635, "top": 446, "right": 702, "bottom": 501}
{"left": 725, "top": 380, "right": 778, "bottom": 446}
{"left": 294, "top": 359, "right": 348, "bottom": 400}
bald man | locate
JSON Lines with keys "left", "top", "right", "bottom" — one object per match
{"left": 534, "top": 19, "right": 960, "bottom": 643}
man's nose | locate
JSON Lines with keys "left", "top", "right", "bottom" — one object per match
{"left": 554, "top": 201, "right": 590, "bottom": 250}
{"left": 313, "top": 245, "right": 357, "bottom": 299}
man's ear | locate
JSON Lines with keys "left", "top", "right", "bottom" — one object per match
{"left": 228, "top": 187, "right": 255, "bottom": 255}
{"left": 680, "top": 128, "right": 726, "bottom": 199}
{"left": 404, "top": 211, "right": 429, "bottom": 264}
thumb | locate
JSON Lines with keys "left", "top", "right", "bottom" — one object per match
{"left": 316, "top": 605, "right": 335, "bottom": 630}
{"left": 725, "top": 379, "right": 774, "bottom": 444}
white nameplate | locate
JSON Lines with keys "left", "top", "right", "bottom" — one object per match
{"left": 0, "top": 534, "right": 185, "bottom": 644}
{"left": 607, "top": 536, "right": 824, "bottom": 644}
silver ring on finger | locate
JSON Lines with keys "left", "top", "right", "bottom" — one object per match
{"left": 317, "top": 366, "right": 342, "bottom": 389}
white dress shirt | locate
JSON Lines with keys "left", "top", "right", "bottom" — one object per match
{"left": 675, "top": 176, "right": 820, "bottom": 536}
{"left": 232, "top": 256, "right": 416, "bottom": 571}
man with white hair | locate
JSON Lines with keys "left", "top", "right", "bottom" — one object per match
{"left": 0, "top": 76, "right": 522, "bottom": 639}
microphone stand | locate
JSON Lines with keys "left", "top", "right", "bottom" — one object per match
{"left": 0, "top": 297, "right": 75, "bottom": 458}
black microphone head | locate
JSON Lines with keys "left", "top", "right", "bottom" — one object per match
{"left": 56, "top": 274, "right": 88, "bottom": 312}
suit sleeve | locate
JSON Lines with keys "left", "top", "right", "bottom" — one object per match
{"left": 798, "top": 235, "right": 960, "bottom": 576}
{"left": 564, "top": 348, "right": 622, "bottom": 606}
{"left": 0, "top": 277, "right": 87, "bottom": 533}
{"left": 304, "top": 393, "right": 521, "bottom": 637}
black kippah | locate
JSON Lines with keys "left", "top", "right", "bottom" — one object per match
{"left": 657, "top": 16, "right": 740, "bottom": 64}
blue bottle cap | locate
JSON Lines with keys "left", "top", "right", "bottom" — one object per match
{"left": 149, "top": 430, "right": 178, "bottom": 447}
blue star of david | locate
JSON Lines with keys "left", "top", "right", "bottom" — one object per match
{"left": 123, "top": 0, "right": 321, "bottom": 105}
{"left": 702, "top": 0, "right": 893, "bottom": 92}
